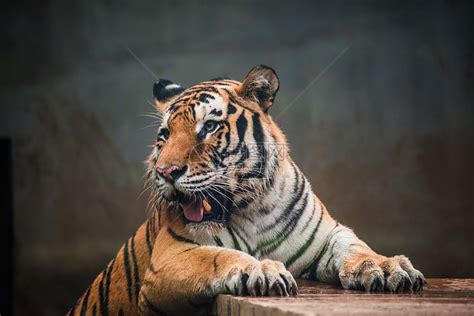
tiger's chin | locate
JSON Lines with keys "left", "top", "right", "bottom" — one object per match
{"left": 186, "top": 221, "right": 226, "bottom": 237}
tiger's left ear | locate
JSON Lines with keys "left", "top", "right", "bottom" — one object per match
{"left": 238, "top": 65, "right": 279, "bottom": 112}
{"left": 153, "top": 79, "right": 184, "bottom": 112}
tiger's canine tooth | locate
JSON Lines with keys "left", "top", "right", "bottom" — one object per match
{"left": 203, "top": 199, "right": 212, "bottom": 213}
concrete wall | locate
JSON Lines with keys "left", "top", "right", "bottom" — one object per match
{"left": 2, "top": 1, "right": 473, "bottom": 314}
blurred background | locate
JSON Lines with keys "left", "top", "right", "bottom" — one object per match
{"left": 1, "top": 0, "right": 473, "bottom": 315}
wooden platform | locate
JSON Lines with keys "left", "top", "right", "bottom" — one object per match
{"left": 215, "top": 279, "right": 474, "bottom": 315}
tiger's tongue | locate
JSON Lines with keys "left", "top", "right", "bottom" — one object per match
{"left": 182, "top": 200, "right": 204, "bottom": 222}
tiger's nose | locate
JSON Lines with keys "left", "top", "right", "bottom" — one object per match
{"left": 157, "top": 164, "right": 188, "bottom": 182}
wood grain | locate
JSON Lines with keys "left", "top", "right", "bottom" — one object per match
{"left": 215, "top": 279, "right": 474, "bottom": 315}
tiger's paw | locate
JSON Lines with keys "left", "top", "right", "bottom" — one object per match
{"left": 220, "top": 259, "right": 298, "bottom": 296}
{"left": 339, "top": 254, "right": 426, "bottom": 292}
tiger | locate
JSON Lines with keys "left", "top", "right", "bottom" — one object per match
{"left": 68, "top": 65, "right": 426, "bottom": 316}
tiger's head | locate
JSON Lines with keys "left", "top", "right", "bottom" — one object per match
{"left": 147, "top": 65, "right": 288, "bottom": 230}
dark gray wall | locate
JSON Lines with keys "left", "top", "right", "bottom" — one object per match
{"left": 2, "top": 1, "right": 473, "bottom": 315}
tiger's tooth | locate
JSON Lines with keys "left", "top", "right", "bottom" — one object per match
{"left": 203, "top": 199, "right": 212, "bottom": 213}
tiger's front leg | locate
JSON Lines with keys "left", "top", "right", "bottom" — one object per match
{"left": 313, "top": 224, "right": 426, "bottom": 292}
{"left": 138, "top": 227, "right": 297, "bottom": 316}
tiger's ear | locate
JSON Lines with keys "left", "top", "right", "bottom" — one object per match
{"left": 153, "top": 79, "right": 184, "bottom": 112}
{"left": 238, "top": 65, "right": 279, "bottom": 112}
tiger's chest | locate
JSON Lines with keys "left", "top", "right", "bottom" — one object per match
{"left": 189, "top": 205, "right": 328, "bottom": 277}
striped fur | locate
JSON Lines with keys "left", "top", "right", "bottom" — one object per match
{"left": 69, "top": 65, "right": 425, "bottom": 315}
{"left": 68, "top": 212, "right": 160, "bottom": 316}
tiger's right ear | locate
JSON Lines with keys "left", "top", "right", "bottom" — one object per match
{"left": 153, "top": 79, "right": 184, "bottom": 112}
{"left": 238, "top": 65, "right": 279, "bottom": 113}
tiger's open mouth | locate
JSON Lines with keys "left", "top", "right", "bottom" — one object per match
{"left": 176, "top": 191, "right": 231, "bottom": 223}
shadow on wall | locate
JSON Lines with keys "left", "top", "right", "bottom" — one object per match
{"left": 304, "top": 133, "right": 474, "bottom": 277}
{"left": 11, "top": 89, "right": 148, "bottom": 315}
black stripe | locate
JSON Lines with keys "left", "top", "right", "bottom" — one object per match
{"left": 168, "top": 227, "right": 200, "bottom": 245}
{"left": 227, "top": 103, "right": 237, "bottom": 114}
{"left": 235, "top": 143, "right": 249, "bottom": 165}
{"left": 187, "top": 105, "right": 196, "bottom": 122}
{"left": 251, "top": 112, "right": 266, "bottom": 174}
{"left": 257, "top": 169, "right": 287, "bottom": 215}
{"left": 99, "top": 259, "right": 115, "bottom": 316}
{"left": 301, "top": 242, "right": 329, "bottom": 280}
{"left": 98, "top": 271, "right": 105, "bottom": 316}
{"left": 301, "top": 223, "right": 339, "bottom": 279}
{"left": 104, "top": 259, "right": 115, "bottom": 316}
{"left": 285, "top": 207, "right": 323, "bottom": 267}
{"left": 145, "top": 221, "right": 153, "bottom": 255}
{"left": 324, "top": 254, "right": 335, "bottom": 272}
{"left": 219, "top": 121, "right": 232, "bottom": 158}
{"left": 322, "top": 227, "right": 343, "bottom": 272}
{"left": 235, "top": 196, "right": 252, "bottom": 213}
{"left": 118, "top": 308, "right": 124, "bottom": 316}
{"left": 234, "top": 111, "right": 248, "bottom": 154}
{"left": 214, "top": 236, "right": 224, "bottom": 247}
{"left": 166, "top": 102, "right": 180, "bottom": 114}
{"left": 227, "top": 227, "right": 242, "bottom": 251}
{"left": 175, "top": 86, "right": 220, "bottom": 103}
{"left": 178, "top": 246, "right": 199, "bottom": 254}
{"left": 262, "top": 164, "right": 302, "bottom": 232}
{"left": 231, "top": 226, "right": 255, "bottom": 256}
{"left": 130, "top": 233, "right": 141, "bottom": 304}
{"left": 237, "top": 112, "right": 267, "bottom": 180}
{"left": 79, "top": 287, "right": 91, "bottom": 316}
{"left": 300, "top": 198, "right": 317, "bottom": 233}
{"left": 210, "top": 148, "right": 224, "bottom": 168}
{"left": 214, "top": 82, "right": 234, "bottom": 87}
{"left": 198, "top": 93, "right": 216, "bottom": 104}
{"left": 123, "top": 240, "right": 133, "bottom": 302}
{"left": 260, "top": 184, "right": 308, "bottom": 256}
{"left": 92, "top": 304, "right": 97, "bottom": 316}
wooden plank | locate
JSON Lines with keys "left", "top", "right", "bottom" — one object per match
{"left": 215, "top": 279, "right": 474, "bottom": 315}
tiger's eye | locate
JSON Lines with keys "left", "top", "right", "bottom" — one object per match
{"left": 198, "top": 120, "right": 221, "bottom": 139}
{"left": 204, "top": 121, "right": 217, "bottom": 132}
